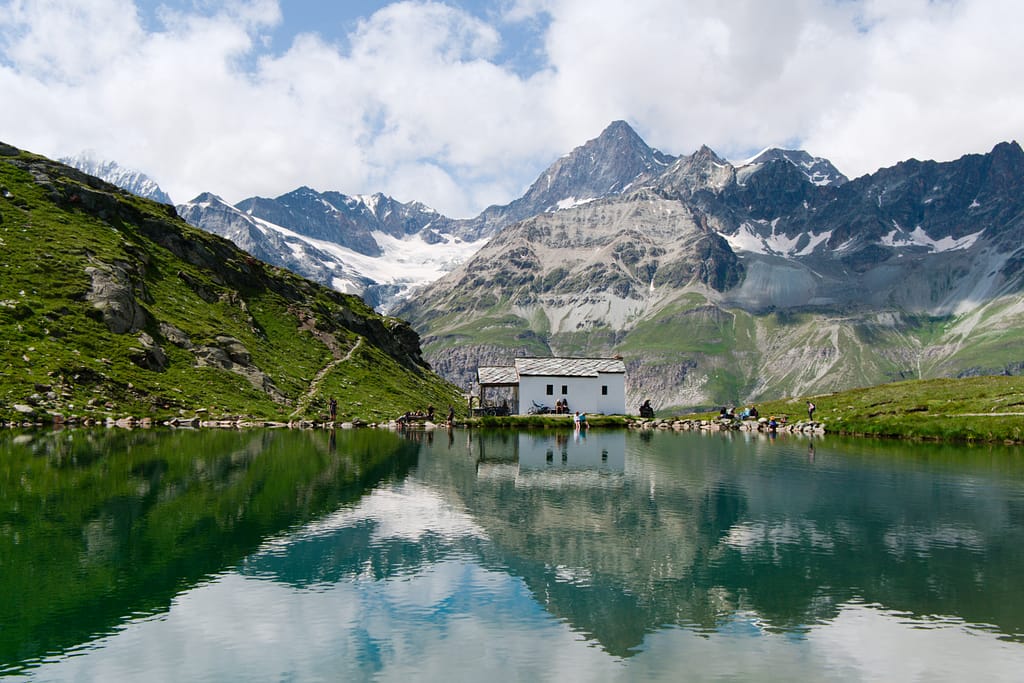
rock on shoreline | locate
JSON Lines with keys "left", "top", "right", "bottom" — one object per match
{"left": 627, "top": 416, "right": 826, "bottom": 435}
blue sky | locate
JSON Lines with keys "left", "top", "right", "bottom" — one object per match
{"left": 133, "top": 1, "right": 551, "bottom": 73}
{"left": 2, "top": 1, "right": 1022, "bottom": 217}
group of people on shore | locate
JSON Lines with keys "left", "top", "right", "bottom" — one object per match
{"left": 719, "top": 405, "right": 760, "bottom": 420}
{"left": 398, "top": 406, "right": 433, "bottom": 421}
{"left": 395, "top": 404, "right": 457, "bottom": 427}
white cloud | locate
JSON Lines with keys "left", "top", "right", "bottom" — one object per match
{"left": 2, "top": 0, "right": 146, "bottom": 80}
{"left": 1, "top": 0, "right": 1022, "bottom": 217}
{"left": 802, "top": 0, "right": 1024, "bottom": 177}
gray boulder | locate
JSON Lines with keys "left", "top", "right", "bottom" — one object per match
{"left": 86, "top": 263, "right": 147, "bottom": 333}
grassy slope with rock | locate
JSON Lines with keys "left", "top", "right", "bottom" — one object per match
{"left": 0, "top": 144, "right": 464, "bottom": 424}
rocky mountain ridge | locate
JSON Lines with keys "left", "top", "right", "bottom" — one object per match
{"left": 173, "top": 121, "right": 732, "bottom": 310}
{"left": 392, "top": 129, "right": 1024, "bottom": 411}
{"left": 60, "top": 123, "right": 865, "bottom": 317}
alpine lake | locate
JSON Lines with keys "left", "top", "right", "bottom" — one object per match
{"left": 3, "top": 424, "right": 1024, "bottom": 682}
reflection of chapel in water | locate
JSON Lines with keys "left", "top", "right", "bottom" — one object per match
{"left": 474, "top": 431, "right": 626, "bottom": 485}
{"left": 467, "top": 429, "right": 736, "bottom": 657}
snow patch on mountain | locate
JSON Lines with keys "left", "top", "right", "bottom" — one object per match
{"left": 796, "top": 232, "right": 833, "bottom": 256}
{"left": 356, "top": 194, "right": 382, "bottom": 214}
{"left": 725, "top": 222, "right": 832, "bottom": 256}
{"left": 724, "top": 223, "right": 769, "bottom": 253}
{"left": 881, "top": 224, "right": 983, "bottom": 252}
{"left": 555, "top": 196, "right": 598, "bottom": 211}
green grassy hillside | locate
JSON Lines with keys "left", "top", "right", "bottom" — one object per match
{"left": 0, "top": 144, "right": 463, "bottom": 424}
{"left": 688, "top": 374, "right": 1024, "bottom": 443}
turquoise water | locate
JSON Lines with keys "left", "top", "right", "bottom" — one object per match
{"left": 2, "top": 427, "right": 1024, "bottom": 681}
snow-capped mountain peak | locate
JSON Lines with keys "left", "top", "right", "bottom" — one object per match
{"left": 60, "top": 151, "right": 174, "bottom": 204}
{"left": 736, "top": 148, "right": 848, "bottom": 187}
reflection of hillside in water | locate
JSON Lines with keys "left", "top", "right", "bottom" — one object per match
{"left": 0, "top": 428, "right": 419, "bottom": 672}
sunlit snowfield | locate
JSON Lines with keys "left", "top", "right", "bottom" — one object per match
{"left": 3, "top": 428, "right": 1023, "bottom": 681}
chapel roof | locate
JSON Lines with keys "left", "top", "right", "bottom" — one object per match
{"left": 514, "top": 357, "right": 626, "bottom": 377}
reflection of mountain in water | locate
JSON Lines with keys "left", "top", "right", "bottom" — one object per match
{"left": 425, "top": 431, "right": 1024, "bottom": 656}
{"left": 242, "top": 480, "right": 491, "bottom": 585}
{"left": 458, "top": 431, "right": 739, "bottom": 656}
{"left": 201, "top": 430, "right": 1024, "bottom": 660}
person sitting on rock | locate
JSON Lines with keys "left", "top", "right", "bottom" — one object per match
{"left": 640, "top": 400, "right": 654, "bottom": 418}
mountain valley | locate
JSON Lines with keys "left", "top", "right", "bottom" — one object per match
{"left": 63, "top": 122, "right": 1024, "bottom": 413}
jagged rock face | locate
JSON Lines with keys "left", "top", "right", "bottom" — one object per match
{"left": 736, "top": 148, "right": 848, "bottom": 187}
{"left": 654, "top": 146, "right": 736, "bottom": 200}
{"left": 192, "top": 336, "right": 286, "bottom": 403}
{"left": 414, "top": 194, "right": 742, "bottom": 320}
{"left": 179, "top": 188, "right": 458, "bottom": 308}
{"left": 236, "top": 187, "right": 383, "bottom": 256}
{"left": 360, "top": 193, "right": 453, "bottom": 243}
{"left": 176, "top": 193, "right": 368, "bottom": 291}
{"left": 229, "top": 188, "right": 458, "bottom": 258}
{"left": 722, "top": 158, "right": 833, "bottom": 224}
{"left": 128, "top": 332, "right": 168, "bottom": 372}
{"left": 454, "top": 120, "right": 677, "bottom": 241}
{"left": 722, "top": 141, "right": 1024, "bottom": 257}
{"left": 85, "top": 263, "right": 149, "bottom": 334}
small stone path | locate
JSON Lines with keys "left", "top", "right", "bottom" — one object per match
{"left": 290, "top": 337, "right": 362, "bottom": 419}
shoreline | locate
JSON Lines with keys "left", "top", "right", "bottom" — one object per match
{"left": 0, "top": 412, "right": 847, "bottom": 439}
{"left": 3, "top": 411, "right": 1022, "bottom": 446}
